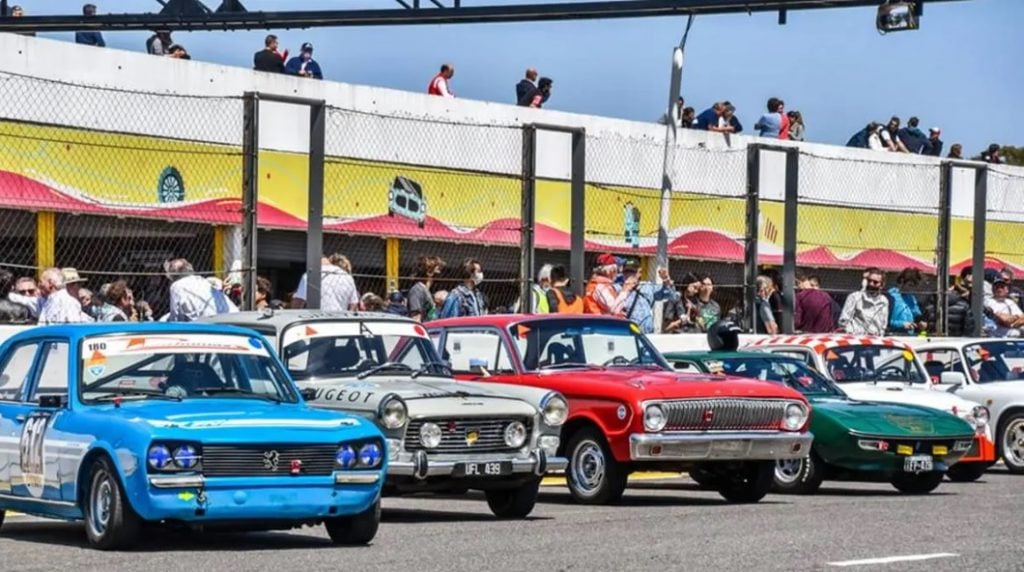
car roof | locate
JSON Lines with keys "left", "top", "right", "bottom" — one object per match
{"left": 430, "top": 314, "right": 632, "bottom": 329}
{"left": 663, "top": 350, "right": 796, "bottom": 361}
{"left": 201, "top": 309, "right": 414, "bottom": 333}
{"left": 918, "top": 338, "right": 1011, "bottom": 349}
{"left": 3, "top": 322, "right": 260, "bottom": 344}
{"left": 748, "top": 334, "right": 913, "bottom": 352}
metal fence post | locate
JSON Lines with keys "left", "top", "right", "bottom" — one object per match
{"left": 744, "top": 144, "right": 761, "bottom": 333}
{"left": 781, "top": 148, "right": 799, "bottom": 334}
{"left": 240, "top": 92, "right": 259, "bottom": 311}
{"left": 935, "top": 161, "right": 953, "bottom": 336}
{"left": 305, "top": 101, "right": 327, "bottom": 310}
{"left": 520, "top": 124, "right": 537, "bottom": 313}
{"left": 970, "top": 165, "right": 988, "bottom": 337}
{"left": 570, "top": 129, "right": 587, "bottom": 296}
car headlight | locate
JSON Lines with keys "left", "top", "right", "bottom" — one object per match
{"left": 147, "top": 444, "right": 173, "bottom": 470}
{"left": 336, "top": 444, "right": 357, "bottom": 469}
{"left": 970, "top": 405, "right": 990, "bottom": 428}
{"left": 358, "top": 443, "right": 383, "bottom": 468}
{"left": 644, "top": 404, "right": 667, "bottom": 432}
{"left": 379, "top": 396, "right": 408, "bottom": 429}
{"left": 504, "top": 421, "right": 527, "bottom": 448}
{"left": 419, "top": 422, "right": 442, "bottom": 449}
{"left": 172, "top": 445, "right": 201, "bottom": 470}
{"left": 541, "top": 393, "right": 568, "bottom": 426}
{"left": 783, "top": 403, "right": 808, "bottom": 431}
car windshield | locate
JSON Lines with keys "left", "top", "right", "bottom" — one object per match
{"left": 964, "top": 341, "right": 1024, "bottom": 383}
{"left": 704, "top": 356, "right": 842, "bottom": 396}
{"left": 822, "top": 345, "right": 927, "bottom": 384}
{"left": 80, "top": 333, "right": 297, "bottom": 403}
{"left": 510, "top": 318, "right": 670, "bottom": 371}
{"left": 281, "top": 320, "right": 449, "bottom": 380}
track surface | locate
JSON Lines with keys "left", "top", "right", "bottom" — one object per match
{"left": 1, "top": 469, "right": 1019, "bottom": 571}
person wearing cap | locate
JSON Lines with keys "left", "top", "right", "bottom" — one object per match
{"left": 984, "top": 279, "right": 1024, "bottom": 337}
{"left": 584, "top": 254, "right": 635, "bottom": 316}
{"left": 385, "top": 291, "right": 408, "bottom": 316}
{"left": 286, "top": 42, "right": 323, "bottom": 79}
{"left": 62, "top": 268, "right": 88, "bottom": 302}
{"left": 925, "top": 127, "right": 944, "bottom": 157}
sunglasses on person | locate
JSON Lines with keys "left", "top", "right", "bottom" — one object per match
{"left": 16, "top": 288, "right": 37, "bottom": 295}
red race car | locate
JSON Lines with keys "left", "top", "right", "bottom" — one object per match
{"left": 428, "top": 315, "right": 813, "bottom": 504}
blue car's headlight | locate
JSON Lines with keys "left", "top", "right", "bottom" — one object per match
{"left": 147, "top": 444, "right": 173, "bottom": 470}
{"left": 336, "top": 440, "right": 385, "bottom": 470}
{"left": 359, "top": 443, "right": 383, "bottom": 468}
{"left": 173, "top": 445, "right": 201, "bottom": 470}
{"left": 148, "top": 442, "right": 202, "bottom": 472}
{"left": 336, "top": 445, "right": 357, "bottom": 469}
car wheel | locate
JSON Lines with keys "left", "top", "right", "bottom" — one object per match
{"left": 945, "top": 462, "right": 990, "bottom": 483}
{"left": 324, "top": 499, "right": 381, "bottom": 545}
{"left": 84, "top": 456, "right": 142, "bottom": 550}
{"left": 773, "top": 451, "right": 825, "bottom": 495}
{"left": 688, "top": 465, "right": 717, "bottom": 489}
{"left": 1000, "top": 413, "right": 1024, "bottom": 474}
{"left": 891, "top": 472, "right": 944, "bottom": 494}
{"left": 485, "top": 478, "right": 540, "bottom": 519}
{"left": 716, "top": 461, "right": 775, "bottom": 503}
{"left": 566, "top": 428, "right": 628, "bottom": 505}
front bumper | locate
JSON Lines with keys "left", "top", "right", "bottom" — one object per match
{"left": 629, "top": 431, "right": 813, "bottom": 462}
{"left": 135, "top": 473, "right": 382, "bottom": 523}
{"left": 958, "top": 434, "right": 997, "bottom": 463}
{"left": 389, "top": 448, "right": 568, "bottom": 479}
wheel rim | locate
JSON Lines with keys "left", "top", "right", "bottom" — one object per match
{"left": 89, "top": 472, "right": 113, "bottom": 537}
{"left": 570, "top": 440, "right": 606, "bottom": 495}
{"left": 774, "top": 458, "right": 804, "bottom": 484}
{"left": 1003, "top": 420, "right": 1024, "bottom": 467}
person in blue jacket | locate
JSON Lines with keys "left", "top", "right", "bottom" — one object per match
{"left": 285, "top": 42, "right": 324, "bottom": 79}
{"left": 889, "top": 267, "right": 928, "bottom": 334}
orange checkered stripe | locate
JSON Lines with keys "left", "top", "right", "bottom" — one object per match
{"left": 749, "top": 334, "right": 910, "bottom": 355}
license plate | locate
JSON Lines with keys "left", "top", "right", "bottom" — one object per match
{"left": 904, "top": 455, "right": 933, "bottom": 473}
{"left": 453, "top": 461, "right": 513, "bottom": 478}
{"left": 712, "top": 440, "right": 749, "bottom": 454}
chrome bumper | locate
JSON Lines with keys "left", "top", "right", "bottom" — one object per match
{"left": 389, "top": 449, "right": 568, "bottom": 479}
{"left": 630, "top": 431, "right": 813, "bottom": 462}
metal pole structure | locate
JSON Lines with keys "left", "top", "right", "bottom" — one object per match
{"left": 654, "top": 47, "right": 684, "bottom": 281}
{"left": 240, "top": 92, "right": 259, "bottom": 311}
{"left": 570, "top": 130, "right": 587, "bottom": 296}
{"left": 781, "top": 148, "right": 799, "bottom": 334}
{"left": 744, "top": 144, "right": 761, "bottom": 333}
{"left": 970, "top": 165, "right": 988, "bottom": 337}
{"left": 305, "top": 101, "right": 327, "bottom": 310}
{"left": 520, "top": 124, "right": 538, "bottom": 313}
{"left": 935, "top": 161, "right": 954, "bottom": 336}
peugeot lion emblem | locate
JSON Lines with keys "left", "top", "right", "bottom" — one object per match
{"left": 263, "top": 450, "right": 281, "bottom": 472}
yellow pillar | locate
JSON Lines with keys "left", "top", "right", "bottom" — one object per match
{"left": 385, "top": 237, "right": 400, "bottom": 293}
{"left": 639, "top": 255, "right": 656, "bottom": 282}
{"left": 213, "top": 225, "right": 225, "bottom": 277}
{"left": 35, "top": 211, "right": 55, "bottom": 276}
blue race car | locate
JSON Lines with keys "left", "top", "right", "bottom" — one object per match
{"left": 0, "top": 323, "right": 386, "bottom": 550}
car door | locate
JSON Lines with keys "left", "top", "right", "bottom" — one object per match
{"left": 15, "top": 340, "right": 72, "bottom": 502}
{"left": 0, "top": 341, "right": 42, "bottom": 498}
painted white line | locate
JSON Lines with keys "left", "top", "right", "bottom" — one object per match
{"left": 827, "top": 553, "right": 959, "bottom": 567}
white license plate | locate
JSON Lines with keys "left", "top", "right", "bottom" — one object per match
{"left": 904, "top": 455, "right": 933, "bottom": 473}
{"left": 454, "top": 461, "right": 512, "bottom": 477}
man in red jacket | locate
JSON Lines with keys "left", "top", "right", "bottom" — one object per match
{"left": 795, "top": 275, "right": 837, "bottom": 333}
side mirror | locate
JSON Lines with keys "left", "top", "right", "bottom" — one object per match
{"left": 940, "top": 372, "right": 967, "bottom": 386}
{"left": 299, "top": 387, "right": 318, "bottom": 401}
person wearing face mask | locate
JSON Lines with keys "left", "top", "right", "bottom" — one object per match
{"left": 839, "top": 267, "right": 890, "bottom": 336}
{"left": 285, "top": 42, "right": 324, "bottom": 79}
{"left": 438, "top": 258, "right": 486, "bottom": 318}
{"left": 515, "top": 264, "right": 552, "bottom": 314}
{"left": 408, "top": 255, "right": 445, "bottom": 322}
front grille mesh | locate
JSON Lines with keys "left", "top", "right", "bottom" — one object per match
{"left": 202, "top": 444, "right": 338, "bottom": 477}
{"left": 659, "top": 399, "right": 789, "bottom": 431}
{"left": 405, "top": 418, "right": 531, "bottom": 454}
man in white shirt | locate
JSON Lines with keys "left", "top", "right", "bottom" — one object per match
{"left": 165, "top": 258, "right": 238, "bottom": 322}
{"left": 37, "top": 267, "right": 93, "bottom": 325}
{"left": 291, "top": 255, "right": 360, "bottom": 311}
{"left": 984, "top": 280, "right": 1024, "bottom": 337}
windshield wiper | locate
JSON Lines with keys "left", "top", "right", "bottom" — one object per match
{"left": 195, "top": 387, "right": 283, "bottom": 403}
{"left": 411, "top": 362, "right": 451, "bottom": 379}
{"left": 356, "top": 362, "right": 414, "bottom": 379}
{"left": 538, "top": 362, "right": 600, "bottom": 371}
{"left": 90, "top": 389, "right": 182, "bottom": 402}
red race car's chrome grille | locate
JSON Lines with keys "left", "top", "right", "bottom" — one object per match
{"left": 657, "top": 399, "right": 789, "bottom": 431}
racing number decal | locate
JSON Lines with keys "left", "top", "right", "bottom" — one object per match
{"left": 18, "top": 412, "right": 52, "bottom": 497}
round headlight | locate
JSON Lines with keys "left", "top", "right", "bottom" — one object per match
{"left": 336, "top": 445, "right": 357, "bottom": 469}
{"left": 504, "top": 421, "right": 527, "bottom": 448}
{"left": 541, "top": 393, "right": 568, "bottom": 426}
{"left": 172, "top": 445, "right": 200, "bottom": 470}
{"left": 419, "top": 422, "right": 442, "bottom": 449}
{"left": 783, "top": 403, "right": 808, "bottom": 431}
{"left": 380, "top": 397, "right": 408, "bottom": 430}
{"left": 644, "top": 404, "right": 666, "bottom": 432}
{"left": 972, "top": 405, "right": 990, "bottom": 428}
{"left": 147, "top": 444, "right": 172, "bottom": 470}
{"left": 359, "top": 443, "right": 383, "bottom": 468}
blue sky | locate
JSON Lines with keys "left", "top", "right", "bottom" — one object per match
{"left": 37, "top": 0, "right": 1022, "bottom": 154}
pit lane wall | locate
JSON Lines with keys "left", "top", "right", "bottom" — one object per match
{"left": 0, "top": 32, "right": 1022, "bottom": 295}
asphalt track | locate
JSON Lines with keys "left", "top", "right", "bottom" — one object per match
{"left": 1, "top": 469, "right": 1021, "bottom": 572}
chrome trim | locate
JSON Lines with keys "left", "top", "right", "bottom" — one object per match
{"left": 148, "top": 475, "right": 206, "bottom": 488}
{"left": 641, "top": 398, "right": 793, "bottom": 432}
{"left": 390, "top": 453, "right": 568, "bottom": 478}
{"left": 334, "top": 473, "right": 382, "bottom": 485}
{"left": 629, "top": 431, "right": 813, "bottom": 461}
{"left": 0, "top": 493, "right": 77, "bottom": 507}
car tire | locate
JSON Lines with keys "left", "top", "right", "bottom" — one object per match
{"left": 485, "top": 478, "right": 540, "bottom": 519}
{"left": 945, "top": 462, "right": 990, "bottom": 483}
{"left": 566, "top": 428, "right": 628, "bottom": 505}
{"left": 999, "top": 413, "right": 1024, "bottom": 474}
{"left": 716, "top": 461, "right": 775, "bottom": 503}
{"left": 688, "top": 465, "right": 718, "bottom": 489}
{"left": 325, "top": 499, "right": 381, "bottom": 545}
{"left": 772, "top": 451, "right": 825, "bottom": 495}
{"left": 891, "top": 472, "right": 944, "bottom": 494}
{"left": 83, "top": 456, "right": 142, "bottom": 550}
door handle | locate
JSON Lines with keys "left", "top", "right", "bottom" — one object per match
{"left": 14, "top": 414, "right": 27, "bottom": 423}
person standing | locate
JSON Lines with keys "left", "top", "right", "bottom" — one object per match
{"left": 839, "top": 268, "right": 889, "bottom": 335}
{"left": 516, "top": 68, "right": 538, "bottom": 104}
{"left": 408, "top": 255, "right": 445, "bottom": 323}
{"left": 0, "top": 270, "right": 30, "bottom": 324}
{"left": 37, "top": 268, "right": 93, "bottom": 325}
{"left": 165, "top": 258, "right": 238, "bottom": 321}
{"left": 291, "top": 254, "right": 359, "bottom": 312}
{"left": 518, "top": 264, "right": 551, "bottom": 314}
{"left": 787, "top": 111, "right": 805, "bottom": 141}
{"left": 888, "top": 268, "right": 928, "bottom": 334}
{"left": 755, "top": 97, "right": 786, "bottom": 138}
{"left": 75, "top": 4, "right": 106, "bottom": 47}
{"left": 925, "top": 128, "right": 944, "bottom": 157}
{"left": 428, "top": 64, "right": 455, "bottom": 98}
{"left": 545, "top": 265, "right": 583, "bottom": 314}
{"left": 254, "top": 34, "right": 286, "bottom": 74}
{"left": 695, "top": 102, "right": 724, "bottom": 131}
{"left": 439, "top": 259, "right": 486, "bottom": 318}
{"left": 584, "top": 254, "right": 634, "bottom": 316}
{"left": 947, "top": 143, "right": 963, "bottom": 159}
{"left": 519, "top": 77, "right": 553, "bottom": 109}
{"left": 693, "top": 274, "right": 721, "bottom": 332}
{"left": 147, "top": 29, "right": 173, "bottom": 55}
{"left": 794, "top": 275, "right": 836, "bottom": 333}
{"left": 754, "top": 275, "right": 779, "bottom": 335}
{"left": 285, "top": 42, "right": 323, "bottom": 79}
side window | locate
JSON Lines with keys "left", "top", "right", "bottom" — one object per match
{"left": 33, "top": 342, "right": 69, "bottom": 398}
{"left": 769, "top": 349, "right": 813, "bottom": 365}
{"left": 920, "top": 349, "right": 961, "bottom": 382}
{"left": 672, "top": 361, "right": 701, "bottom": 373}
{"left": 443, "top": 330, "right": 505, "bottom": 374}
{"left": 0, "top": 343, "right": 40, "bottom": 402}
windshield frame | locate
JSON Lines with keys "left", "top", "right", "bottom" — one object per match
{"left": 77, "top": 332, "right": 300, "bottom": 405}
{"left": 963, "top": 340, "right": 1024, "bottom": 384}
{"left": 702, "top": 355, "right": 844, "bottom": 397}
{"left": 508, "top": 317, "right": 673, "bottom": 373}
{"left": 821, "top": 344, "right": 928, "bottom": 385}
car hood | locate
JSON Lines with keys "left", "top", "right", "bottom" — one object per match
{"left": 299, "top": 375, "right": 537, "bottom": 418}
{"left": 97, "top": 398, "right": 374, "bottom": 443}
{"left": 809, "top": 397, "right": 974, "bottom": 437}
{"left": 837, "top": 383, "right": 981, "bottom": 417}
{"left": 543, "top": 368, "right": 805, "bottom": 401}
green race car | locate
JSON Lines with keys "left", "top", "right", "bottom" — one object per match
{"left": 664, "top": 350, "right": 977, "bottom": 495}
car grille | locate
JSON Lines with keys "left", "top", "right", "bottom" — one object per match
{"left": 658, "top": 399, "right": 789, "bottom": 431}
{"left": 405, "top": 418, "right": 532, "bottom": 454}
{"left": 201, "top": 444, "right": 338, "bottom": 477}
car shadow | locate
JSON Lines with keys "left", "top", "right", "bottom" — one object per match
{"left": 536, "top": 490, "right": 786, "bottom": 507}
{"left": 382, "top": 507, "right": 552, "bottom": 524}
{"left": 809, "top": 485, "right": 957, "bottom": 497}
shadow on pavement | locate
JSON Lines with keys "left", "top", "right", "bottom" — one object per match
{"left": 536, "top": 490, "right": 787, "bottom": 507}
{"left": 382, "top": 507, "right": 552, "bottom": 524}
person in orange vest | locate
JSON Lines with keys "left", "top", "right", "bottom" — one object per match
{"left": 428, "top": 63, "right": 455, "bottom": 98}
{"left": 584, "top": 253, "right": 636, "bottom": 315}
{"left": 545, "top": 264, "right": 583, "bottom": 314}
